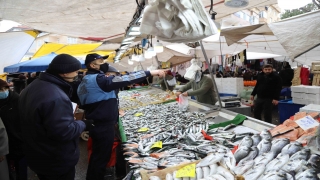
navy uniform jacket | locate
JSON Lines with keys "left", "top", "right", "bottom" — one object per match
{"left": 77, "top": 69, "right": 151, "bottom": 124}
{"left": 19, "top": 72, "right": 86, "bottom": 175}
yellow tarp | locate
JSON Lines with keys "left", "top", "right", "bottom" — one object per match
{"left": 0, "top": 73, "right": 7, "bottom": 81}
{"left": 32, "top": 43, "right": 114, "bottom": 59}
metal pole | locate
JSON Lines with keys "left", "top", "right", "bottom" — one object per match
{"left": 200, "top": 40, "right": 222, "bottom": 109}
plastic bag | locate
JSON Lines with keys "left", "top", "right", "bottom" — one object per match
{"left": 166, "top": 77, "right": 176, "bottom": 86}
{"left": 184, "top": 59, "right": 201, "bottom": 80}
{"left": 178, "top": 94, "right": 188, "bottom": 111}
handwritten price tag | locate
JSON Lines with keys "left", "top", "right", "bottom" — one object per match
{"left": 134, "top": 113, "right": 144, "bottom": 117}
{"left": 296, "top": 115, "right": 319, "bottom": 130}
{"left": 151, "top": 141, "right": 162, "bottom": 149}
{"left": 175, "top": 164, "right": 196, "bottom": 178}
{"left": 137, "top": 127, "right": 149, "bottom": 132}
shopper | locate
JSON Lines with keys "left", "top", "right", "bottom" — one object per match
{"left": 26, "top": 72, "right": 37, "bottom": 85}
{"left": 0, "top": 79, "right": 27, "bottom": 180}
{"left": 0, "top": 117, "right": 9, "bottom": 180}
{"left": 12, "top": 74, "right": 26, "bottom": 94}
{"left": 77, "top": 53, "right": 165, "bottom": 180}
{"left": 279, "top": 62, "right": 294, "bottom": 88}
{"left": 19, "top": 54, "right": 89, "bottom": 180}
{"left": 176, "top": 61, "right": 217, "bottom": 105}
{"left": 251, "top": 64, "right": 282, "bottom": 123}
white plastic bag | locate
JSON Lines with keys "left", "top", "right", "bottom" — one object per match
{"left": 166, "top": 77, "right": 177, "bottom": 86}
{"left": 184, "top": 59, "right": 201, "bottom": 80}
{"left": 178, "top": 94, "right": 188, "bottom": 111}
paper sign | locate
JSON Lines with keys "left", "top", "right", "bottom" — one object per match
{"left": 72, "top": 102, "right": 77, "bottom": 114}
{"left": 295, "top": 115, "right": 319, "bottom": 130}
{"left": 134, "top": 113, "right": 144, "bottom": 117}
{"left": 137, "top": 127, "right": 149, "bottom": 132}
{"left": 151, "top": 141, "right": 162, "bottom": 149}
{"left": 175, "top": 164, "right": 196, "bottom": 178}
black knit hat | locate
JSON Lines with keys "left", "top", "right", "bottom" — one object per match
{"left": 48, "top": 54, "right": 81, "bottom": 73}
{"left": 85, "top": 53, "right": 109, "bottom": 65}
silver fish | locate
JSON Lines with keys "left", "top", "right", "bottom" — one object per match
{"left": 216, "top": 166, "right": 234, "bottom": 180}
{"left": 234, "top": 146, "right": 250, "bottom": 163}
{"left": 257, "top": 139, "right": 272, "bottom": 155}
{"left": 270, "top": 138, "right": 290, "bottom": 157}
{"left": 307, "top": 154, "right": 320, "bottom": 169}
{"left": 260, "top": 171, "right": 287, "bottom": 180}
{"left": 233, "top": 159, "right": 254, "bottom": 175}
{"left": 243, "top": 163, "right": 265, "bottom": 180}
{"left": 238, "top": 146, "right": 259, "bottom": 164}
{"left": 238, "top": 135, "right": 253, "bottom": 148}
{"left": 260, "top": 129, "right": 272, "bottom": 140}
{"left": 208, "top": 174, "right": 227, "bottom": 180}
{"left": 254, "top": 152, "right": 274, "bottom": 165}
{"left": 281, "top": 142, "right": 303, "bottom": 156}
{"left": 209, "top": 164, "right": 218, "bottom": 175}
{"left": 290, "top": 148, "right": 311, "bottom": 161}
{"left": 282, "top": 159, "right": 308, "bottom": 173}
{"left": 202, "top": 166, "right": 210, "bottom": 177}
{"left": 196, "top": 153, "right": 223, "bottom": 167}
{"left": 265, "top": 154, "right": 290, "bottom": 172}
{"left": 220, "top": 150, "right": 236, "bottom": 171}
{"left": 251, "top": 134, "right": 262, "bottom": 146}
{"left": 295, "top": 168, "right": 319, "bottom": 180}
{"left": 196, "top": 167, "right": 203, "bottom": 179}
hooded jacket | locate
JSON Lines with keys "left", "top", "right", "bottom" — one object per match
{"left": 19, "top": 72, "right": 86, "bottom": 175}
{"left": 0, "top": 90, "right": 23, "bottom": 158}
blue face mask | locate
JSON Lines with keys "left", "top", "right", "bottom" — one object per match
{"left": 0, "top": 90, "right": 9, "bottom": 99}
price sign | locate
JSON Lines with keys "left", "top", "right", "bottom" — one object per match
{"left": 151, "top": 141, "right": 162, "bottom": 149}
{"left": 296, "top": 115, "right": 319, "bottom": 131}
{"left": 134, "top": 113, "right": 143, "bottom": 117}
{"left": 137, "top": 127, "right": 149, "bottom": 132}
{"left": 175, "top": 164, "right": 196, "bottom": 178}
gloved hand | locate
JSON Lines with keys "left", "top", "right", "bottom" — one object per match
{"left": 81, "top": 119, "right": 94, "bottom": 131}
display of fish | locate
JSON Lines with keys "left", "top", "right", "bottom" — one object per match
{"left": 265, "top": 154, "right": 290, "bottom": 172}
{"left": 257, "top": 139, "right": 272, "bottom": 155}
{"left": 281, "top": 141, "right": 303, "bottom": 156}
{"left": 260, "top": 129, "right": 272, "bottom": 140}
{"left": 270, "top": 138, "right": 290, "bottom": 157}
{"left": 251, "top": 134, "right": 262, "bottom": 146}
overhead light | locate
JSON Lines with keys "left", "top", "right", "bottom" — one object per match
{"left": 128, "top": 31, "right": 141, "bottom": 36}
{"left": 121, "top": 41, "right": 133, "bottom": 45}
{"left": 147, "top": 47, "right": 156, "bottom": 57}
{"left": 138, "top": 55, "right": 145, "bottom": 62}
{"left": 131, "top": 27, "right": 140, "bottom": 31}
{"left": 144, "top": 51, "right": 152, "bottom": 59}
{"left": 123, "top": 37, "right": 135, "bottom": 42}
{"left": 132, "top": 54, "right": 139, "bottom": 61}
{"left": 154, "top": 40, "right": 164, "bottom": 53}
{"left": 128, "top": 59, "right": 134, "bottom": 65}
{"left": 224, "top": 0, "right": 248, "bottom": 8}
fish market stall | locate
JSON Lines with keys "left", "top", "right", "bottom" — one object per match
{"left": 117, "top": 87, "right": 318, "bottom": 179}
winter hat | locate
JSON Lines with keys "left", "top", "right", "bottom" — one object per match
{"left": 85, "top": 53, "right": 109, "bottom": 65}
{"left": 48, "top": 54, "right": 81, "bottom": 73}
{"left": 0, "top": 79, "right": 9, "bottom": 88}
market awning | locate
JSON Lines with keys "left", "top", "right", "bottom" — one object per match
{"left": 3, "top": 52, "right": 86, "bottom": 73}
{"left": 0, "top": 30, "right": 39, "bottom": 74}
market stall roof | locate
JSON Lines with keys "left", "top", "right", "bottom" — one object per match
{"left": 0, "top": 0, "right": 277, "bottom": 39}
{"left": 219, "top": 10, "right": 320, "bottom": 65}
{"left": 32, "top": 42, "right": 113, "bottom": 58}
{"left": 3, "top": 52, "right": 86, "bottom": 73}
{"left": 0, "top": 30, "right": 39, "bottom": 74}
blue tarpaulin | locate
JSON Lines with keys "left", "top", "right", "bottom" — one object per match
{"left": 4, "top": 53, "right": 86, "bottom": 73}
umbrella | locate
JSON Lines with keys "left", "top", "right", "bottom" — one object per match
{"left": 4, "top": 53, "right": 86, "bottom": 73}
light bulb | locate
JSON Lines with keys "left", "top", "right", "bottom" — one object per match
{"left": 148, "top": 47, "right": 156, "bottom": 57}
{"left": 154, "top": 41, "right": 163, "bottom": 53}
{"left": 132, "top": 54, "right": 139, "bottom": 61}
{"left": 139, "top": 55, "right": 145, "bottom": 62}
{"left": 144, "top": 51, "right": 152, "bottom": 59}
{"left": 128, "top": 59, "right": 134, "bottom": 65}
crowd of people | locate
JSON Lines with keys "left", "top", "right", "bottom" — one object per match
{"left": 0, "top": 53, "right": 167, "bottom": 180}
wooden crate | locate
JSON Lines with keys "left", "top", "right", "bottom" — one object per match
{"left": 311, "top": 62, "right": 320, "bottom": 74}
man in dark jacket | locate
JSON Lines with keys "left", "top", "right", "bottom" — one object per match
{"left": 77, "top": 53, "right": 165, "bottom": 180}
{"left": 19, "top": 54, "right": 89, "bottom": 180}
{"left": 251, "top": 64, "right": 282, "bottom": 123}
{"left": 279, "top": 63, "right": 294, "bottom": 87}
{"left": 0, "top": 79, "right": 27, "bottom": 180}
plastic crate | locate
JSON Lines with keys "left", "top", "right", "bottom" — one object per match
{"left": 278, "top": 99, "right": 304, "bottom": 123}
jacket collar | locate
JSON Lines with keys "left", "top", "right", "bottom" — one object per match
{"left": 39, "top": 72, "right": 73, "bottom": 97}
{"left": 86, "top": 68, "right": 104, "bottom": 75}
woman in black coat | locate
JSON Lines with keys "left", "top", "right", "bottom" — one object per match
{"left": 0, "top": 79, "right": 27, "bottom": 180}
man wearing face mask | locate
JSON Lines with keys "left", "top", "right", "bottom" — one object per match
{"left": 176, "top": 61, "right": 217, "bottom": 105}
{"left": 78, "top": 53, "right": 166, "bottom": 180}
{"left": 251, "top": 64, "right": 282, "bottom": 123}
{"left": 19, "top": 54, "right": 90, "bottom": 180}
{"left": 0, "top": 79, "right": 27, "bottom": 180}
